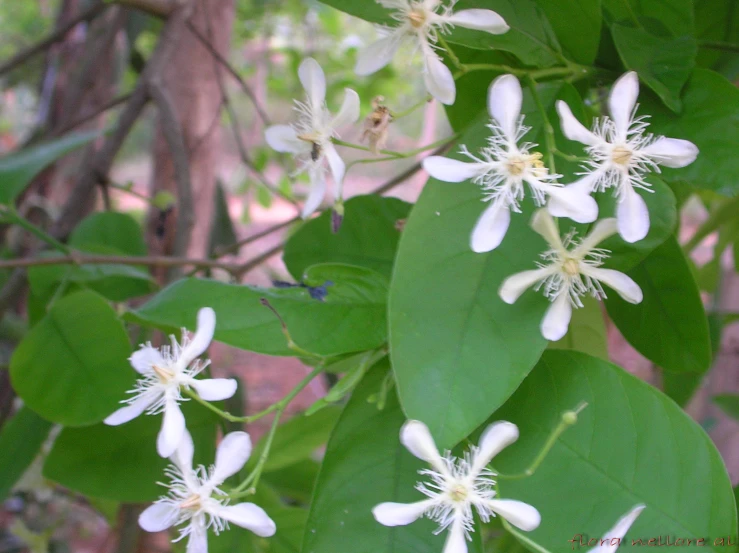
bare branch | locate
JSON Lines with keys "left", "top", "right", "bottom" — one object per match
{"left": 113, "top": 0, "right": 177, "bottom": 18}
{"left": 54, "top": 93, "right": 133, "bottom": 136}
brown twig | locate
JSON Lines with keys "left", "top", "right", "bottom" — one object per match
{"left": 0, "top": 253, "right": 241, "bottom": 273}
{"left": 0, "top": 1, "right": 107, "bottom": 77}
{"left": 214, "top": 217, "right": 298, "bottom": 258}
{"left": 54, "top": 93, "right": 133, "bottom": 136}
{"left": 234, "top": 243, "right": 285, "bottom": 278}
{"left": 113, "top": 0, "right": 176, "bottom": 18}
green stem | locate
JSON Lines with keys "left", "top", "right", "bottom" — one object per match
{"left": 391, "top": 95, "right": 432, "bottom": 119}
{"left": 437, "top": 34, "right": 462, "bottom": 70}
{"left": 554, "top": 150, "right": 588, "bottom": 163}
{"left": 458, "top": 63, "right": 590, "bottom": 83}
{"left": 1, "top": 207, "right": 71, "bottom": 255}
{"left": 683, "top": 196, "right": 739, "bottom": 254}
{"left": 344, "top": 135, "right": 460, "bottom": 171}
{"left": 699, "top": 40, "right": 739, "bottom": 53}
{"left": 526, "top": 75, "right": 556, "bottom": 174}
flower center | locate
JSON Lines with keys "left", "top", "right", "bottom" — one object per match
{"left": 611, "top": 145, "right": 633, "bottom": 166}
{"left": 562, "top": 258, "right": 580, "bottom": 276}
{"left": 449, "top": 483, "right": 469, "bottom": 503}
{"left": 506, "top": 153, "right": 544, "bottom": 177}
{"left": 152, "top": 364, "right": 175, "bottom": 384}
{"left": 180, "top": 494, "right": 201, "bottom": 510}
{"left": 408, "top": 7, "right": 427, "bottom": 28}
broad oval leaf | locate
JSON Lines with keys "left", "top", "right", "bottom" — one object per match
{"left": 0, "top": 406, "right": 52, "bottom": 501}
{"left": 492, "top": 350, "right": 736, "bottom": 553}
{"left": 10, "top": 290, "right": 135, "bottom": 426}
{"left": 133, "top": 264, "right": 388, "bottom": 357}
{"left": 548, "top": 297, "right": 608, "bottom": 361}
{"left": 532, "top": 0, "right": 602, "bottom": 64}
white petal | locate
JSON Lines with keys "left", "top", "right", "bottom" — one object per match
{"left": 355, "top": 31, "right": 404, "bottom": 76}
{"left": 640, "top": 137, "right": 698, "bottom": 168}
{"left": 211, "top": 431, "right": 252, "bottom": 485}
{"left": 400, "top": 420, "right": 447, "bottom": 473}
{"left": 331, "top": 88, "right": 361, "bottom": 129}
{"left": 299, "top": 57, "right": 326, "bottom": 110}
{"left": 443, "top": 516, "right": 468, "bottom": 553}
{"left": 546, "top": 185, "right": 599, "bottom": 224}
{"left": 445, "top": 9, "right": 509, "bottom": 34}
{"left": 178, "top": 307, "right": 216, "bottom": 369}
{"left": 556, "top": 101, "right": 600, "bottom": 146}
{"left": 471, "top": 421, "right": 519, "bottom": 475}
{"left": 616, "top": 185, "right": 649, "bottom": 243}
{"left": 530, "top": 208, "right": 563, "bottom": 250}
{"left": 470, "top": 200, "right": 511, "bottom": 253}
{"left": 265, "top": 125, "right": 307, "bottom": 154}
{"left": 302, "top": 164, "right": 327, "bottom": 218}
{"left": 590, "top": 505, "right": 645, "bottom": 553}
{"left": 157, "top": 401, "right": 186, "bottom": 458}
{"left": 372, "top": 500, "right": 434, "bottom": 527}
{"left": 423, "top": 156, "right": 488, "bottom": 182}
{"left": 216, "top": 503, "right": 276, "bottom": 537}
{"left": 488, "top": 499, "right": 541, "bottom": 531}
{"left": 572, "top": 218, "right": 619, "bottom": 257}
{"left": 139, "top": 502, "right": 179, "bottom": 532}
{"left": 488, "top": 74, "right": 522, "bottom": 140}
{"left": 186, "top": 519, "right": 208, "bottom": 553}
{"left": 189, "top": 378, "right": 237, "bottom": 401}
{"left": 324, "top": 143, "right": 346, "bottom": 199}
{"left": 609, "top": 72, "right": 639, "bottom": 139}
{"left": 499, "top": 268, "right": 555, "bottom": 304}
{"left": 584, "top": 267, "right": 643, "bottom": 304}
{"left": 541, "top": 293, "right": 572, "bottom": 341}
{"left": 423, "top": 48, "right": 456, "bottom": 105}
{"left": 104, "top": 393, "right": 157, "bottom": 426}
{"left": 129, "top": 346, "right": 164, "bottom": 375}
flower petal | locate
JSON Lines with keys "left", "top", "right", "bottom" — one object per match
{"left": 471, "top": 421, "right": 519, "bottom": 475}
{"left": 171, "top": 429, "right": 194, "bottom": 474}
{"left": 488, "top": 74, "right": 522, "bottom": 140}
{"left": 571, "top": 218, "right": 619, "bottom": 258}
{"left": 530, "top": 208, "right": 563, "bottom": 250}
{"left": 609, "top": 72, "right": 639, "bottom": 139}
{"left": 470, "top": 200, "right": 510, "bottom": 253}
{"left": 302, "top": 164, "right": 328, "bottom": 218}
{"left": 186, "top": 519, "right": 208, "bottom": 553}
{"left": 355, "top": 31, "right": 405, "bottom": 76}
{"left": 157, "top": 400, "right": 186, "bottom": 458}
{"left": 616, "top": 185, "right": 650, "bottom": 243}
{"left": 265, "top": 125, "right": 307, "bottom": 154}
{"left": 545, "top": 185, "right": 598, "bottom": 224}
{"left": 443, "top": 516, "right": 468, "bottom": 553}
{"left": 299, "top": 57, "right": 326, "bottom": 110}
{"left": 129, "top": 346, "right": 164, "bottom": 375}
{"left": 324, "top": 143, "right": 346, "bottom": 199}
{"left": 556, "top": 100, "right": 600, "bottom": 146}
{"left": 104, "top": 392, "right": 157, "bottom": 426}
{"left": 423, "top": 156, "right": 488, "bottom": 182}
{"left": 179, "top": 307, "right": 216, "bottom": 368}
{"left": 541, "top": 293, "right": 572, "bottom": 341}
{"left": 640, "top": 137, "right": 698, "bottom": 168}
{"left": 189, "top": 378, "right": 237, "bottom": 401}
{"left": 138, "top": 502, "right": 179, "bottom": 532}
{"left": 499, "top": 268, "right": 554, "bottom": 305}
{"left": 445, "top": 9, "right": 509, "bottom": 34}
{"left": 488, "top": 499, "right": 541, "bottom": 531}
{"left": 372, "top": 500, "right": 435, "bottom": 527}
{"left": 331, "top": 88, "right": 361, "bottom": 129}
{"left": 585, "top": 267, "right": 643, "bottom": 304}
{"left": 400, "top": 420, "right": 447, "bottom": 473}
{"left": 216, "top": 503, "right": 277, "bottom": 537}
{"left": 211, "top": 431, "right": 252, "bottom": 485}
{"left": 590, "top": 505, "right": 646, "bottom": 553}
{"left": 423, "top": 47, "right": 456, "bottom": 105}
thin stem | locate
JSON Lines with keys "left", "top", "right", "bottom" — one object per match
{"left": 699, "top": 40, "right": 739, "bottom": 53}
{"left": 526, "top": 75, "right": 556, "bottom": 174}
{"left": 1, "top": 208, "right": 72, "bottom": 255}
{"left": 0, "top": 253, "right": 240, "bottom": 273}
{"left": 437, "top": 35, "right": 462, "bottom": 70}
{"left": 390, "top": 95, "right": 432, "bottom": 120}
{"left": 683, "top": 196, "right": 739, "bottom": 254}
{"left": 334, "top": 135, "right": 459, "bottom": 162}
{"left": 554, "top": 149, "right": 588, "bottom": 163}
{"left": 106, "top": 180, "right": 158, "bottom": 205}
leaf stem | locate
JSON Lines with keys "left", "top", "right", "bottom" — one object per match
{"left": 343, "top": 134, "right": 460, "bottom": 171}
{"left": 390, "top": 95, "right": 432, "bottom": 119}
{"left": 525, "top": 75, "right": 556, "bottom": 174}
{"left": 437, "top": 34, "right": 462, "bottom": 70}
{"left": 0, "top": 207, "right": 72, "bottom": 255}
{"left": 683, "top": 196, "right": 739, "bottom": 254}
{"left": 699, "top": 40, "right": 739, "bottom": 53}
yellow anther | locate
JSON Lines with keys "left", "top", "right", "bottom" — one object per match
{"left": 408, "top": 9, "right": 426, "bottom": 28}
{"left": 180, "top": 494, "right": 201, "bottom": 510}
{"left": 562, "top": 258, "right": 580, "bottom": 276}
{"left": 611, "top": 145, "right": 632, "bottom": 166}
{"left": 152, "top": 364, "right": 174, "bottom": 383}
{"left": 449, "top": 484, "right": 468, "bottom": 502}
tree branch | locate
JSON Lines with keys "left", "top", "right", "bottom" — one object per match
{"left": 113, "top": 0, "right": 177, "bottom": 18}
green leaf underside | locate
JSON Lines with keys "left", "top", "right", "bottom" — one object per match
{"left": 493, "top": 350, "right": 735, "bottom": 553}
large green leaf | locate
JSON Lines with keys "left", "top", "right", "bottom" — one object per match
{"left": 134, "top": 264, "right": 388, "bottom": 357}
{"left": 43, "top": 402, "right": 217, "bottom": 502}
{"left": 283, "top": 195, "right": 410, "bottom": 280}
{"left": 532, "top": 0, "right": 602, "bottom": 64}
{"left": 641, "top": 69, "right": 739, "bottom": 197}
{"left": 10, "top": 290, "right": 135, "bottom": 426}
{"left": 493, "top": 350, "right": 736, "bottom": 553}
{"left": 0, "top": 130, "right": 102, "bottom": 204}
{"left": 0, "top": 406, "right": 52, "bottom": 501}
{"left": 302, "top": 362, "right": 483, "bottom": 553}
{"left": 605, "top": 237, "right": 712, "bottom": 374}
{"left": 611, "top": 24, "right": 696, "bottom": 112}
{"left": 548, "top": 297, "right": 608, "bottom": 360}
{"left": 602, "top": 0, "right": 694, "bottom": 37}
{"left": 70, "top": 211, "right": 147, "bottom": 254}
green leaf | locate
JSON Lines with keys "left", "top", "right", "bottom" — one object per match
{"left": 70, "top": 211, "right": 147, "bottom": 255}
{"left": 10, "top": 290, "right": 135, "bottom": 426}
{"left": 493, "top": 350, "right": 736, "bottom": 553}
{"left": 605, "top": 237, "right": 712, "bottom": 374}
{"left": 714, "top": 394, "right": 739, "bottom": 421}
{"left": 695, "top": 0, "right": 739, "bottom": 75}
{"left": 134, "top": 264, "right": 388, "bottom": 357}
{"left": 611, "top": 24, "right": 696, "bottom": 112}
{"left": 548, "top": 297, "right": 608, "bottom": 360}
{"left": 602, "top": 0, "right": 694, "bottom": 37}
{"left": 531, "top": 0, "right": 602, "bottom": 64}
{"left": 663, "top": 371, "right": 703, "bottom": 408}
{"left": 283, "top": 195, "right": 410, "bottom": 281}
{"left": 641, "top": 69, "right": 739, "bottom": 196}
{"left": 43, "top": 402, "right": 217, "bottom": 502}
{"left": 0, "top": 130, "right": 102, "bottom": 204}
{"left": 263, "top": 459, "right": 320, "bottom": 504}
{"left": 302, "top": 361, "right": 483, "bottom": 553}
{"left": 0, "top": 406, "right": 52, "bottom": 501}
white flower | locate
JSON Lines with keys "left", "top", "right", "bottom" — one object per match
{"left": 555, "top": 71, "right": 698, "bottom": 243}
{"left": 104, "top": 307, "right": 237, "bottom": 458}
{"left": 355, "top": 0, "right": 509, "bottom": 105}
{"left": 265, "top": 58, "right": 360, "bottom": 218}
{"left": 423, "top": 75, "right": 597, "bottom": 253}
{"left": 139, "top": 431, "right": 276, "bottom": 553}
{"left": 589, "top": 504, "right": 645, "bottom": 553}
{"left": 499, "top": 210, "right": 643, "bottom": 341}
{"left": 373, "top": 420, "right": 540, "bottom": 553}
